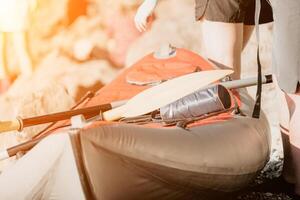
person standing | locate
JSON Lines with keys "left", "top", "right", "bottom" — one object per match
{"left": 134, "top": 0, "right": 273, "bottom": 80}
{"left": 270, "top": 0, "right": 300, "bottom": 196}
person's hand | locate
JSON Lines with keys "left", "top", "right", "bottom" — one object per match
{"left": 134, "top": 0, "right": 157, "bottom": 32}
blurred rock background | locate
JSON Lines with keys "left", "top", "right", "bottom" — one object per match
{"left": 0, "top": 0, "right": 282, "bottom": 196}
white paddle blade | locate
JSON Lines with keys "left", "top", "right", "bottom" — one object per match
{"left": 123, "top": 70, "right": 233, "bottom": 118}
{"left": 103, "top": 105, "right": 127, "bottom": 121}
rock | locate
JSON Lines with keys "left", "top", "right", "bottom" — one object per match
{"left": 27, "top": 0, "right": 69, "bottom": 63}
{"left": 33, "top": 51, "right": 118, "bottom": 101}
{"left": 0, "top": 50, "right": 118, "bottom": 170}
{"left": 73, "top": 38, "right": 94, "bottom": 61}
{"left": 16, "top": 82, "right": 75, "bottom": 141}
{"left": 237, "top": 192, "right": 292, "bottom": 200}
{"left": 51, "top": 15, "right": 110, "bottom": 62}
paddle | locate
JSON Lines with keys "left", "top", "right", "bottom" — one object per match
{"left": 0, "top": 100, "right": 127, "bottom": 133}
{"left": 0, "top": 74, "right": 273, "bottom": 160}
{"left": 0, "top": 70, "right": 232, "bottom": 133}
{"left": 103, "top": 70, "right": 233, "bottom": 120}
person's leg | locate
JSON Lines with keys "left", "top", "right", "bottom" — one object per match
{"left": 242, "top": 0, "right": 273, "bottom": 49}
{"left": 276, "top": 85, "right": 296, "bottom": 184}
{"left": 11, "top": 31, "right": 33, "bottom": 76}
{"left": 270, "top": 0, "right": 300, "bottom": 195}
{"left": 202, "top": 20, "right": 243, "bottom": 79}
{"left": 286, "top": 89, "right": 300, "bottom": 195}
{"left": 242, "top": 25, "right": 254, "bottom": 50}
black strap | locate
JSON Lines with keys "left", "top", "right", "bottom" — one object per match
{"left": 252, "top": 47, "right": 262, "bottom": 118}
{"left": 252, "top": 0, "right": 262, "bottom": 119}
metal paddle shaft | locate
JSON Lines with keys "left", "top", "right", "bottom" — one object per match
{"left": 220, "top": 74, "right": 272, "bottom": 89}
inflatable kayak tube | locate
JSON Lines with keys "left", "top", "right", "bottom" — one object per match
{"left": 72, "top": 48, "right": 271, "bottom": 199}
{"left": 0, "top": 48, "right": 271, "bottom": 200}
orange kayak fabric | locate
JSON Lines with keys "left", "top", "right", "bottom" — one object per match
{"left": 126, "top": 48, "right": 212, "bottom": 85}
{"left": 39, "top": 48, "right": 236, "bottom": 135}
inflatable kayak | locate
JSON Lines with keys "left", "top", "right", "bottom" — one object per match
{"left": 0, "top": 48, "right": 271, "bottom": 199}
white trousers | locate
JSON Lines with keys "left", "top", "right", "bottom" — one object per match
{"left": 270, "top": 0, "right": 300, "bottom": 93}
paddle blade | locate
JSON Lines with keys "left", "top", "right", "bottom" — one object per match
{"left": 103, "top": 105, "right": 127, "bottom": 121}
{"left": 123, "top": 70, "right": 233, "bottom": 118}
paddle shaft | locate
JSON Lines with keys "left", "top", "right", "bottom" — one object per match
{"left": 220, "top": 74, "right": 272, "bottom": 89}
{"left": 22, "top": 100, "right": 126, "bottom": 127}
{"left": 0, "top": 100, "right": 126, "bottom": 160}
{"left": 0, "top": 100, "right": 127, "bottom": 133}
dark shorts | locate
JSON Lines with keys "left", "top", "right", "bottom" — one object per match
{"left": 195, "top": 0, "right": 273, "bottom": 25}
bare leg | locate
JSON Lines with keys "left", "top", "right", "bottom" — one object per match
{"left": 12, "top": 31, "right": 33, "bottom": 76}
{"left": 277, "top": 80, "right": 300, "bottom": 195}
{"left": 242, "top": 25, "right": 254, "bottom": 50}
{"left": 285, "top": 90, "right": 300, "bottom": 195}
{"left": 277, "top": 85, "right": 296, "bottom": 184}
{"left": 202, "top": 20, "right": 243, "bottom": 79}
